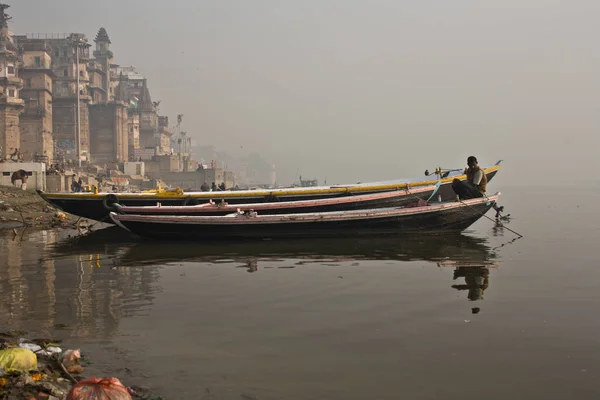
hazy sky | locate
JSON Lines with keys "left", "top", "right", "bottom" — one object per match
{"left": 11, "top": 0, "right": 600, "bottom": 185}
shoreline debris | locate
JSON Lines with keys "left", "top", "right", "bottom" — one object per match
{"left": 0, "top": 333, "right": 161, "bottom": 399}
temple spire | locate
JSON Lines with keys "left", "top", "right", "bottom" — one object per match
{"left": 94, "top": 27, "right": 111, "bottom": 44}
{"left": 139, "top": 79, "right": 153, "bottom": 111}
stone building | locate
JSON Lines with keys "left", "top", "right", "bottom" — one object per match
{"left": 18, "top": 39, "right": 54, "bottom": 162}
{"left": 88, "top": 28, "right": 128, "bottom": 163}
{"left": 87, "top": 59, "right": 106, "bottom": 105}
{"left": 137, "top": 79, "right": 158, "bottom": 150}
{"left": 110, "top": 64, "right": 178, "bottom": 164}
{"left": 0, "top": 3, "right": 23, "bottom": 160}
{"left": 88, "top": 102, "right": 128, "bottom": 163}
{"left": 90, "top": 28, "right": 111, "bottom": 104}
{"left": 14, "top": 32, "right": 93, "bottom": 163}
{"left": 3, "top": 6, "right": 177, "bottom": 168}
{"left": 111, "top": 65, "right": 144, "bottom": 103}
{"left": 157, "top": 115, "right": 172, "bottom": 155}
{"left": 111, "top": 66, "right": 143, "bottom": 160}
{"left": 127, "top": 110, "right": 139, "bottom": 159}
{"left": 45, "top": 34, "right": 91, "bottom": 163}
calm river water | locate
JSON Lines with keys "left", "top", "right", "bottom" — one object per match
{"left": 1, "top": 186, "right": 599, "bottom": 399}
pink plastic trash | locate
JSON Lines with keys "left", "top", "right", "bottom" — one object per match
{"left": 66, "top": 377, "right": 132, "bottom": 400}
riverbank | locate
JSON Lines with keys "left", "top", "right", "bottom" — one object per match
{"left": 0, "top": 186, "right": 80, "bottom": 231}
{"left": 0, "top": 331, "right": 162, "bottom": 400}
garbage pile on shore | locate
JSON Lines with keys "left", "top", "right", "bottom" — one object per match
{"left": 0, "top": 333, "right": 162, "bottom": 399}
{"left": 0, "top": 186, "right": 83, "bottom": 231}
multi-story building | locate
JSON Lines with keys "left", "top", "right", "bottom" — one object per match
{"left": 0, "top": 4, "right": 23, "bottom": 160}
{"left": 16, "top": 27, "right": 131, "bottom": 164}
{"left": 127, "top": 110, "right": 140, "bottom": 160}
{"left": 42, "top": 33, "right": 91, "bottom": 163}
{"left": 157, "top": 115, "right": 173, "bottom": 155}
{"left": 90, "top": 27, "right": 111, "bottom": 104}
{"left": 88, "top": 28, "right": 128, "bottom": 163}
{"left": 137, "top": 79, "right": 158, "bottom": 151}
{"left": 18, "top": 39, "right": 54, "bottom": 162}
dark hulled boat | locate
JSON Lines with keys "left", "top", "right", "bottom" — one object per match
{"left": 112, "top": 184, "right": 439, "bottom": 216}
{"left": 109, "top": 193, "right": 501, "bottom": 240}
{"left": 36, "top": 161, "right": 503, "bottom": 223}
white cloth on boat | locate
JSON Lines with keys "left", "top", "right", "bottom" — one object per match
{"left": 472, "top": 170, "right": 483, "bottom": 185}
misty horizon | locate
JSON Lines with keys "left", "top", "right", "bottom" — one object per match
{"left": 10, "top": 0, "right": 600, "bottom": 186}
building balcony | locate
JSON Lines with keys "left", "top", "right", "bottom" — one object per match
{"left": 0, "top": 76, "right": 24, "bottom": 89}
{"left": 93, "top": 50, "right": 113, "bottom": 59}
{"left": 0, "top": 97, "right": 25, "bottom": 107}
{"left": 75, "top": 47, "right": 91, "bottom": 61}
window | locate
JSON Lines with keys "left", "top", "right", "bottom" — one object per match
{"left": 26, "top": 78, "right": 32, "bottom": 88}
{"left": 8, "top": 89, "right": 15, "bottom": 97}
{"left": 7, "top": 65, "right": 14, "bottom": 74}
{"left": 63, "top": 69, "right": 68, "bottom": 77}
{"left": 79, "top": 70, "right": 84, "bottom": 77}
{"left": 34, "top": 57, "right": 41, "bottom": 67}
{"left": 129, "top": 126, "right": 134, "bottom": 133}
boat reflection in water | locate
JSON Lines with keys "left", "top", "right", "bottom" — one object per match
{"left": 53, "top": 226, "right": 498, "bottom": 304}
{"left": 0, "top": 226, "right": 501, "bottom": 338}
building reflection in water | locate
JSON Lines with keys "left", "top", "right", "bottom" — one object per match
{"left": 0, "top": 229, "right": 161, "bottom": 339}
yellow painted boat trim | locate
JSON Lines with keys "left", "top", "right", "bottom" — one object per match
{"left": 43, "top": 163, "right": 502, "bottom": 200}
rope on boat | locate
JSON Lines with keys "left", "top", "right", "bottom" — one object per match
{"left": 490, "top": 234, "right": 521, "bottom": 252}
{"left": 458, "top": 197, "right": 523, "bottom": 239}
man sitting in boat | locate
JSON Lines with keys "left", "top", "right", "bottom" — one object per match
{"left": 452, "top": 156, "right": 487, "bottom": 200}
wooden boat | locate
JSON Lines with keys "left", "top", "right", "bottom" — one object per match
{"left": 37, "top": 161, "right": 503, "bottom": 223}
{"left": 112, "top": 184, "right": 439, "bottom": 216}
{"left": 109, "top": 193, "right": 501, "bottom": 240}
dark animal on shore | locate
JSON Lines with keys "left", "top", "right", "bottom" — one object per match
{"left": 11, "top": 169, "right": 28, "bottom": 186}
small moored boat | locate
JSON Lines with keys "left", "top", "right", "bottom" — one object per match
{"left": 110, "top": 193, "right": 502, "bottom": 240}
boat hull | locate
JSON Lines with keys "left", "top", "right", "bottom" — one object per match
{"left": 37, "top": 162, "right": 501, "bottom": 223}
{"left": 111, "top": 195, "right": 499, "bottom": 240}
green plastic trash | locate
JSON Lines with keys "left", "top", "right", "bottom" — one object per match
{"left": 0, "top": 348, "right": 38, "bottom": 373}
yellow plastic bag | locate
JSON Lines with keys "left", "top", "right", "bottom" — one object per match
{"left": 0, "top": 348, "right": 38, "bottom": 373}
